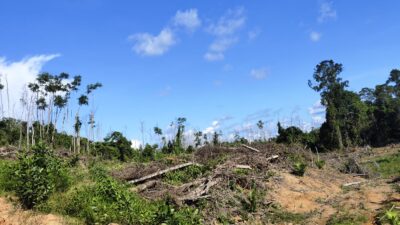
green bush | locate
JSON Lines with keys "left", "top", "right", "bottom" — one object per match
{"left": 315, "top": 159, "right": 326, "bottom": 169}
{"left": 163, "top": 165, "right": 205, "bottom": 185}
{"left": 142, "top": 144, "right": 157, "bottom": 161}
{"left": 0, "top": 160, "right": 15, "bottom": 194}
{"left": 57, "top": 175, "right": 202, "bottom": 224}
{"left": 292, "top": 161, "right": 307, "bottom": 176}
{"left": 384, "top": 209, "right": 400, "bottom": 225}
{"left": 13, "top": 143, "right": 70, "bottom": 208}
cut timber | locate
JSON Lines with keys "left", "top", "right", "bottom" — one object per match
{"left": 266, "top": 155, "right": 279, "bottom": 161}
{"left": 342, "top": 181, "right": 364, "bottom": 187}
{"left": 236, "top": 165, "right": 252, "bottom": 170}
{"left": 241, "top": 144, "right": 260, "bottom": 153}
{"left": 128, "top": 162, "right": 194, "bottom": 184}
{"left": 178, "top": 176, "right": 221, "bottom": 203}
{"left": 131, "top": 180, "right": 157, "bottom": 192}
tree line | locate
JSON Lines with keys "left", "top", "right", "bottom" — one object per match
{"left": 277, "top": 60, "right": 400, "bottom": 151}
{"left": 1, "top": 59, "right": 400, "bottom": 158}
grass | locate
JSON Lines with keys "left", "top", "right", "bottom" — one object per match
{"left": 265, "top": 207, "right": 309, "bottom": 224}
{"left": 365, "top": 152, "right": 400, "bottom": 178}
{"left": 163, "top": 164, "right": 205, "bottom": 185}
{"left": 326, "top": 212, "right": 368, "bottom": 225}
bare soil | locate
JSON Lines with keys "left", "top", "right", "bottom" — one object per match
{"left": 0, "top": 197, "right": 64, "bottom": 225}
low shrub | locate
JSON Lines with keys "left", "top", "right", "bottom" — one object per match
{"left": 0, "top": 160, "right": 15, "bottom": 194}
{"left": 292, "top": 161, "right": 307, "bottom": 176}
{"left": 163, "top": 165, "right": 205, "bottom": 185}
{"left": 315, "top": 159, "right": 325, "bottom": 169}
{"left": 384, "top": 208, "right": 400, "bottom": 225}
{"left": 57, "top": 175, "right": 202, "bottom": 224}
{"left": 13, "top": 143, "right": 70, "bottom": 209}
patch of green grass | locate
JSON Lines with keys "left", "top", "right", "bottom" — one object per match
{"left": 163, "top": 165, "right": 205, "bottom": 185}
{"left": 292, "top": 161, "right": 307, "bottom": 176}
{"left": 233, "top": 168, "right": 250, "bottom": 176}
{"left": 326, "top": 212, "right": 368, "bottom": 225}
{"left": 0, "top": 160, "right": 15, "bottom": 195}
{"left": 365, "top": 152, "right": 400, "bottom": 178}
{"left": 315, "top": 159, "right": 326, "bottom": 169}
{"left": 265, "top": 207, "right": 309, "bottom": 224}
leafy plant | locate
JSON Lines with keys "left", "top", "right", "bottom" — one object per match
{"left": 163, "top": 165, "right": 204, "bottom": 185}
{"left": 13, "top": 143, "right": 70, "bottom": 208}
{"left": 384, "top": 208, "right": 400, "bottom": 225}
{"left": 292, "top": 161, "right": 307, "bottom": 176}
{"left": 315, "top": 159, "right": 326, "bottom": 169}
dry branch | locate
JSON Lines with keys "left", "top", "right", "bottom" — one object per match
{"left": 236, "top": 165, "right": 252, "bottom": 170}
{"left": 131, "top": 180, "right": 157, "bottom": 192}
{"left": 241, "top": 144, "right": 260, "bottom": 153}
{"left": 266, "top": 155, "right": 279, "bottom": 161}
{"left": 178, "top": 176, "right": 221, "bottom": 203}
{"left": 128, "top": 162, "right": 195, "bottom": 184}
{"left": 342, "top": 181, "right": 364, "bottom": 187}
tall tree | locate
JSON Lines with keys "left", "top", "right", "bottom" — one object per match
{"left": 309, "top": 60, "right": 368, "bottom": 150}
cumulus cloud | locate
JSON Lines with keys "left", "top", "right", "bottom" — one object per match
{"left": 310, "top": 31, "right": 322, "bottom": 42}
{"left": 130, "top": 8, "right": 202, "bottom": 56}
{"left": 308, "top": 100, "right": 326, "bottom": 125}
{"left": 173, "top": 9, "right": 201, "bottom": 31}
{"left": 0, "top": 54, "right": 60, "bottom": 117}
{"left": 318, "top": 1, "right": 337, "bottom": 23}
{"left": 131, "top": 139, "right": 142, "bottom": 149}
{"left": 250, "top": 68, "right": 268, "bottom": 80}
{"left": 204, "top": 7, "right": 246, "bottom": 61}
{"left": 248, "top": 28, "right": 261, "bottom": 41}
{"left": 203, "top": 116, "right": 233, "bottom": 134}
{"left": 129, "top": 28, "right": 176, "bottom": 56}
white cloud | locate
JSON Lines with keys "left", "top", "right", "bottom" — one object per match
{"left": 209, "top": 37, "right": 238, "bottom": 52}
{"left": 318, "top": 1, "right": 337, "bottom": 23}
{"left": 207, "top": 7, "right": 246, "bottom": 36}
{"left": 130, "top": 28, "right": 176, "bottom": 56}
{"left": 310, "top": 31, "right": 322, "bottom": 42}
{"left": 0, "top": 54, "right": 60, "bottom": 117}
{"left": 204, "top": 52, "right": 224, "bottom": 61}
{"left": 204, "top": 7, "right": 246, "bottom": 61}
{"left": 131, "top": 139, "right": 142, "bottom": 149}
{"left": 250, "top": 68, "right": 268, "bottom": 80}
{"left": 308, "top": 101, "right": 326, "bottom": 126}
{"left": 203, "top": 120, "right": 220, "bottom": 134}
{"left": 173, "top": 9, "right": 201, "bottom": 31}
{"left": 248, "top": 28, "right": 261, "bottom": 41}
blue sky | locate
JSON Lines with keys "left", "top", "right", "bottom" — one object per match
{"left": 1, "top": 0, "right": 400, "bottom": 144}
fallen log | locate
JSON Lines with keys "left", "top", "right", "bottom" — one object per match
{"left": 128, "top": 162, "right": 195, "bottom": 184}
{"left": 266, "top": 155, "right": 279, "bottom": 161}
{"left": 178, "top": 176, "right": 221, "bottom": 203}
{"left": 241, "top": 144, "right": 260, "bottom": 153}
{"left": 236, "top": 165, "right": 252, "bottom": 170}
{"left": 342, "top": 181, "right": 364, "bottom": 187}
{"left": 131, "top": 180, "right": 158, "bottom": 192}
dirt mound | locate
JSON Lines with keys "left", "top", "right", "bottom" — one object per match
{"left": 267, "top": 167, "right": 395, "bottom": 224}
{"left": 0, "top": 197, "right": 65, "bottom": 225}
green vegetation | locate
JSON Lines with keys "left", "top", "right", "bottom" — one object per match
{"left": 326, "top": 212, "right": 368, "bottom": 225}
{"left": 384, "top": 209, "right": 400, "bottom": 225}
{"left": 365, "top": 152, "right": 400, "bottom": 178}
{"left": 315, "top": 159, "right": 326, "bottom": 169}
{"left": 292, "top": 161, "right": 307, "bottom": 176}
{"left": 12, "top": 143, "right": 69, "bottom": 209}
{"left": 163, "top": 164, "right": 205, "bottom": 185}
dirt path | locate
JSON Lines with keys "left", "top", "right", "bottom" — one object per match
{"left": 0, "top": 197, "right": 64, "bottom": 225}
